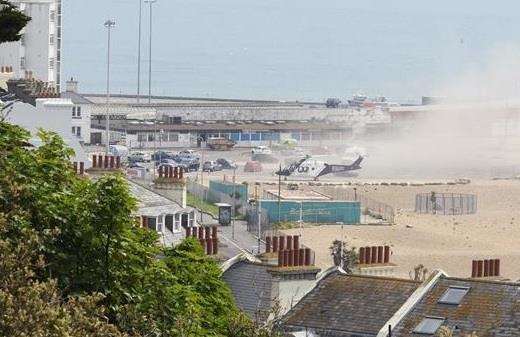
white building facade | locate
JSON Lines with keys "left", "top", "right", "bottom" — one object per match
{"left": 0, "top": 0, "right": 62, "bottom": 90}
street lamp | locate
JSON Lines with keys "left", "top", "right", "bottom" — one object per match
{"left": 144, "top": 0, "right": 156, "bottom": 104}
{"left": 137, "top": 0, "right": 143, "bottom": 103}
{"left": 104, "top": 19, "right": 116, "bottom": 155}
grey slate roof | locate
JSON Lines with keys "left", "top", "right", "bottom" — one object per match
{"left": 391, "top": 275, "right": 520, "bottom": 337}
{"left": 222, "top": 260, "right": 277, "bottom": 322}
{"left": 281, "top": 271, "right": 420, "bottom": 337}
{"left": 60, "top": 91, "right": 93, "bottom": 105}
{"left": 128, "top": 181, "right": 188, "bottom": 216}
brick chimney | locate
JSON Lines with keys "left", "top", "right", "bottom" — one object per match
{"left": 86, "top": 154, "right": 122, "bottom": 174}
{"left": 471, "top": 259, "right": 501, "bottom": 279}
{"left": 355, "top": 245, "right": 396, "bottom": 277}
{"left": 152, "top": 165, "right": 187, "bottom": 208}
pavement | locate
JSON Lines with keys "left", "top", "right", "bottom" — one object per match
{"left": 198, "top": 210, "right": 264, "bottom": 260}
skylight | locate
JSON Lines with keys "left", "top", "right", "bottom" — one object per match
{"left": 438, "top": 286, "right": 470, "bottom": 305}
{"left": 413, "top": 317, "right": 444, "bottom": 335}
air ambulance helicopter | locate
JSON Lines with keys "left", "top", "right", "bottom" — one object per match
{"left": 275, "top": 155, "right": 364, "bottom": 180}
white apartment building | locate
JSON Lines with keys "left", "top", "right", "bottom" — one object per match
{"left": 0, "top": 0, "right": 62, "bottom": 90}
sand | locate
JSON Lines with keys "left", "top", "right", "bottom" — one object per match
{"left": 281, "top": 180, "right": 520, "bottom": 281}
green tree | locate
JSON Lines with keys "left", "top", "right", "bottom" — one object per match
{"left": 0, "top": 0, "right": 31, "bottom": 44}
{"left": 0, "top": 216, "right": 125, "bottom": 337}
{"left": 0, "top": 120, "right": 283, "bottom": 336}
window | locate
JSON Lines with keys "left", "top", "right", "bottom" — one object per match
{"left": 49, "top": 58, "right": 54, "bottom": 69}
{"left": 50, "top": 10, "right": 56, "bottom": 22}
{"left": 77, "top": 106, "right": 81, "bottom": 116}
{"left": 72, "top": 106, "right": 76, "bottom": 117}
{"left": 71, "top": 126, "right": 75, "bottom": 134}
{"left": 75, "top": 127, "right": 81, "bottom": 137}
{"left": 438, "top": 286, "right": 470, "bottom": 305}
{"left": 49, "top": 34, "right": 55, "bottom": 45}
{"left": 174, "top": 213, "right": 181, "bottom": 231}
{"left": 240, "top": 133, "right": 250, "bottom": 141}
{"left": 157, "top": 216, "right": 163, "bottom": 233}
{"left": 147, "top": 217, "right": 157, "bottom": 231}
{"left": 20, "top": 57, "right": 25, "bottom": 68}
{"left": 413, "top": 317, "right": 444, "bottom": 335}
{"left": 137, "top": 133, "right": 146, "bottom": 142}
{"left": 250, "top": 132, "right": 260, "bottom": 141}
{"left": 20, "top": 34, "right": 25, "bottom": 46}
{"left": 170, "top": 133, "right": 179, "bottom": 142}
{"left": 165, "top": 215, "right": 174, "bottom": 232}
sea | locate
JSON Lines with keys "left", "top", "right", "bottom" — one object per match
{"left": 62, "top": 0, "right": 520, "bottom": 103}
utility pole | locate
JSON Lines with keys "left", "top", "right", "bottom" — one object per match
{"left": 232, "top": 168, "right": 236, "bottom": 240}
{"left": 104, "top": 19, "right": 116, "bottom": 155}
{"left": 145, "top": 0, "right": 156, "bottom": 104}
{"left": 277, "top": 163, "right": 281, "bottom": 234}
{"left": 137, "top": 0, "right": 142, "bottom": 103}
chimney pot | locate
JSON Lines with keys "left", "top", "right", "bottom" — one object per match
{"left": 92, "top": 155, "right": 97, "bottom": 168}
{"left": 472, "top": 260, "right": 478, "bottom": 278}
{"left": 377, "top": 246, "right": 384, "bottom": 264}
{"left": 98, "top": 154, "right": 103, "bottom": 168}
{"left": 179, "top": 167, "right": 184, "bottom": 179}
{"left": 212, "top": 237, "right": 218, "bottom": 254}
{"left": 477, "top": 260, "right": 483, "bottom": 277}
{"left": 283, "top": 251, "right": 289, "bottom": 267}
{"left": 299, "top": 249, "right": 305, "bottom": 267}
{"left": 293, "top": 249, "right": 300, "bottom": 266}
{"left": 384, "top": 246, "right": 390, "bottom": 263}
{"left": 73, "top": 161, "right": 78, "bottom": 173}
{"left": 104, "top": 155, "right": 109, "bottom": 169}
{"left": 169, "top": 166, "right": 173, "bottom": 179}
{"left": 185, "top": 226, "right": 191, "bottom": 237}
{"left": 494, "top": 259, "right": 500, "bottom": 276}
{"left": 484, "top": 259, "right": 490, "bottom": 277}
{"left": 278, "top": 250, "right": 283, "bottom": 267}
{"left": 279, "top": 236, "right": 285, "bottom": 251}
{"left": 79, "top": 162, "right": 84, "bottom": 175}
{"left": 205, "top": 227, "right": 211, "bottom": 240}
{"left": 206, "top": 238, "right": 213, "bottom": 255}
{"left": 371, "top": 246, "right": 378, "bottom": 264}
{"left": 286, "top": 236, "right": 293, "bottom": 252}
{"left": 365, "top": 246, "right": 372, "bottom": 265}
{"left": 293, "top": 235, "right": 300, "bottom": 250}
{"left": 212, "top": 226, "right": 218, "bottom": 239}
{"left": 109, "top": 156, "right": 115, "bottom": 169}
{"left": 266, "top": 236, "right": 272, "bottom": 253}
{"left": 489, "top": 259, "right": 495, "bottom": 277}
{"left": 272, "top": 236, "right": 279, "bottom": 252}
{"left": 174, "top": 167, "right": 179, "bottom": 179}
{"left": 288, "top": 249, "right": 294, "bottom": 266}
{"left": 116, "top": 156, "right": 121, "bottom": 168}
{"left": 304, "top": 248, "right": 312, "bottom": 266}
{"left": 198, "top": 227, "right": 204, "bottom": 240}
{"left": 359, "top": 247, "right": 366, "bottom": 264}
{"left": 199, "top": 238, "right": 205, "bottom": 249}
{"left": 158, "top": 165, "right": 163, "bottom": 178}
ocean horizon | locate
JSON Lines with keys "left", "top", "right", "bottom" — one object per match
{"left": 62, "top": 0, "right": 520, "bottom": 103}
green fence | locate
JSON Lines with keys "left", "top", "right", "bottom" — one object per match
{"left": 259, "top": 200, "right": 361, "bottom": 224}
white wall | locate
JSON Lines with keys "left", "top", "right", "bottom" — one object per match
{"left": 7, "top": 99, "right": 88, "bottom": 164}
{"left": 0, "top": 0, "right": 60, "bottom": 88}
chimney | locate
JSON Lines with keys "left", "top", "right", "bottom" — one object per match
{"left": 293, "top": 235, "right": 300, "bottom": 250}
{"left": 272, "top": 236, "right": 279, "bottom": 252}
{"left": 66, "top": 77, "right": 78, "bottom": 93}
{"left": 471, "top": 259, "right": 501, "bottom": 278}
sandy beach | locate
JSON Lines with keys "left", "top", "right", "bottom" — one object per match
{"left": 281, "top": 179, "right": 520, "bottom": 281}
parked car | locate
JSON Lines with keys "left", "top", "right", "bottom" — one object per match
{"left": 202, "top": 161, "right": 222, "bottom": 172}
{"left": 178, "top": 157, "right": 200, "bottom": 172}
{"left": 244, "top": 161, "right": 262, "bottom": 172}
{"left": 152, "top": 150, "right": 174, "bottom": 162}
{"left": 128, "top": 151, "right": 150, "bottom": 163}
{"left": 216, "top": 158, "right": 237, "bottom": 170}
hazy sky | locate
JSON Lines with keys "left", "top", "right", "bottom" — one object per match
{"left": 62, "top": 1, "right": 520, "bottom": 101}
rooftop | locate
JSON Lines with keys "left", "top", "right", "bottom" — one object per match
{"left": 282, "top": 271, "right": 420, "bottom": 336}
{"left": 392, "top": 275, "right": 520, "bottom": 337}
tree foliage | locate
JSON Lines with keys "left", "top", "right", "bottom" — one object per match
{"left": 0, "top": 121, "right": 281, "bottom": 336}
{"left": 0, "top": 0, "right": 31, "bottom": 44}
{"left": 330, "top": 239, "right": 358, "bottom": 274}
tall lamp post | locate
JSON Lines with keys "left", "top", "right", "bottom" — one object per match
{"left": 104, "top": 19, "right": 116, "bottom": 155}
{"left": 144, "top": 0, "right": 156, "bottom": 104}
{"left": 137, "top": 0, "right": 143, "bottom": 103}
